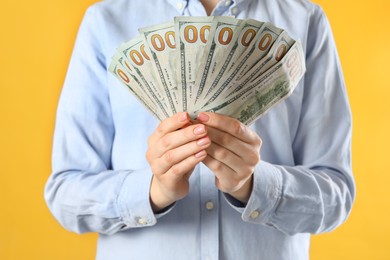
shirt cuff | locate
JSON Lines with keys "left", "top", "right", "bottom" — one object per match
{"left": 222, "top": 192, "right": 246, "bottom": 213}
{"left": 117, "top": 168, "right": 174, "bottom": 228}
{"left": 241, "top": 161, "right": 283, "bottom": 224}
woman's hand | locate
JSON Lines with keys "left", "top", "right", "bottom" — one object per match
{"left": 146, "top": 112, "right": 211, "bottom": 212}
{"left": 197, "top": 112, "right": 262, "bottom": 203}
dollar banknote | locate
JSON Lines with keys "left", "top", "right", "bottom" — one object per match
{"left": 195, "top": 22, "right": 283, "bottom": 109}
{"left": 109, "top": 54, "right": 164, "bottom": 120}
{"left": 175, "top": 16, "right": 213, "bottom": 112}
{"left": 223, "top": 31, "right": 296, "bottom": 99}
{"left": 109, "top": 16, "right": 306, "bottom": 125}
{"left": 118, "top": 35, "right": 171, "bottom": 117}
{"left": 193, "top": 16, "right": 243, "bottom": 109}
{"left": 199, "top": 41, "right": 305, "bottom": 125}
{"left": 195, "top": 19, "right": 264, "bottom": 106}
{"left": 232, "top": 23, "right": 283, "bottom": 80}
{"left": 140, "top": 22, "right": 179, "bottom": 114}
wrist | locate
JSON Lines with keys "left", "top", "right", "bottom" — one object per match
{"left": 228, "top": 175, "right": 253, "bottom": 204}
{"left": 149, "top": 176, "right": 176, "bottom": 213}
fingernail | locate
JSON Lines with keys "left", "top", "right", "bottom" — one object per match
{"left": 179, "top": 112, "right": 188, "bottom": 122}
{"left": 197, "top": 137, "right": 210, "bottom": 146}
{"left": 194, "top": 125, "right": 205, "bottom": 135}
{"left": 195, "top": 150, "right": 206, "bottom": 158}
{"left": 197, "top": 113, "right": 209, "bottom": 122}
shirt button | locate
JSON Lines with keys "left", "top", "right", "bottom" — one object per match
{"left": 205, "top": 201, "right": 214, "bottom": 210}
{"left": 137, "top": 217, "right": 148, "bottom": 225}
{"left": 225, "top": 0, "right": 232, "bottom": 6}
{"left": 231, "top": 7, "right": 239, "bottom": 15}
{"left": 250, "top": 210, "right": 260, "bottom": 219}
{"left": 176, "top": 2, "right": 184, "bottom": 10}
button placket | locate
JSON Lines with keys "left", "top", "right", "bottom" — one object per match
{"left": 199, "top": 164, "right": 219, "bottom": 260}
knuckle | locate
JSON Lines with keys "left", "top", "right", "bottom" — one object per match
{"left": 232, "top": 121, "right": 245, "bottom": 136}
{"left": 216, "top": 148, "right": 229, "bottom": 161}
{"left": 219, "top": 132, "right": 230, "bottom": 146}
{"left": 160, "top": 136, "right": 171, "bottom": 149}
{"left": 169, "top": 165, "right": 180, "bottom": 176}
{"left": 213, "top": 160, "right": 225, "bottom": 173}
{"left": 254, "top": 134, "right": 262, "bottom": 147}
{"left": 163, "top": 150, "right": 175, "bottom": 165}
{"left": 247, "top": 152, "right": 260, "bottom": 165}
{"left": 156, "top": 124, "right": 165, "bottom": 135}
{"left": 145, "top": 150, "right": 152, "bottom": 162}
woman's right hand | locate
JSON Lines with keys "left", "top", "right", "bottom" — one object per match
{"left": 146, "top": 112, "right": 210, "bottom": 212}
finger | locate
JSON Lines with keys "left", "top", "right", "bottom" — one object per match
{"left": 148, "top": 112, "right": 190, "bottom": 145}
{"left": 206, "top": 142, "right": 251, "bottom": 177}
{"left": 202, "top": 155, "right": 240, "bottom": 193}
{"left": 206, "top": 126, "right": 260, "bottom": 165}
{"left": 151, "top": 123, "right": 208, "bottom": 158}
{"left": 151, "top": 137, "right": 211, "bottom": 176}
{"left": 165, "top": 150, "right": 208, "bottom": 182}
{"left": 197, "top": 112, "right": 261, "bottom": 145}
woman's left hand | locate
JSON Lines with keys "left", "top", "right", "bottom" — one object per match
{"left": 197, "top": 112, "right": 262, "bottom": 203}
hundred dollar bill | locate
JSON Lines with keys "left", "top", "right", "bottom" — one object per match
{"left": 113, "top": 52, "right": 155, "bottom": 103}
{"left": 197, "top": 22, "right": 282, "bottom": 108}
{"left": 140, "top": 22, "right": 179, "bottom": 114}
{"left": 175, "top": 16, "right": 213, "bottom": 113}
{"left": 224, "top": 31, "right": 296, "bottom": 98}
{"left": 233, "top": 23, "right": 283, "bottom": 80}
{"left": 199, "top": 41, "right": 306, "bottom": 125}
{"left": 200, "top": 29, "right": 290, "bottom": 108}
{"left": 195, "top": 19, "right": 264, "bottom": 110}
{"left": 226, "top": 19, "right": 265, "bottom": 73}
{"left": 109, "top": 56, "right": 164, "bottom": 120}
{"left": 118, "top": 35, "right": 171, "bottom": 118}
{"left": 193, "top": 16, "right": 243, "bottom": 108}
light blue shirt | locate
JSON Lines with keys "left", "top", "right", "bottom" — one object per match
{"left": 44, "top": 0, "right": 356, "bottom": 259}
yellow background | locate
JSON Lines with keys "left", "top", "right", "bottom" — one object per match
{"left": 0, "top": 0, "right": 389, "bottom": 259}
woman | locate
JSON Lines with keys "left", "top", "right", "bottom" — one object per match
{"left": 45, "top": 0, "right": 355, "bottom": 259}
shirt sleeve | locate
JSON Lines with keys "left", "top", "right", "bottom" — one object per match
{"left": 225, "top": 6, "right": 355, "bottom": 235}
{"left": 44, "top": 5, "right": 166, "bottom": 235}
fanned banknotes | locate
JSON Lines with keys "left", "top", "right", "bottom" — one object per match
{"left": 109, "top": 16, "right": 306, "bottom": 125}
